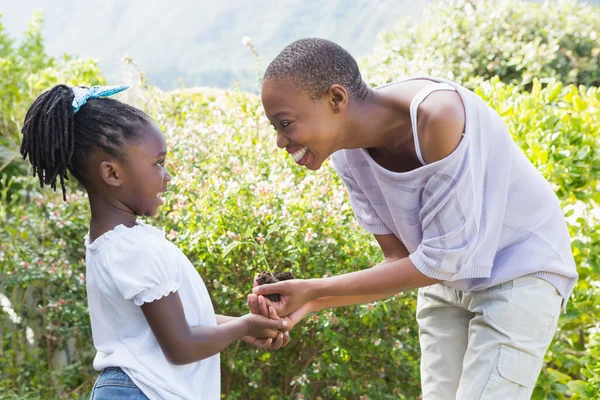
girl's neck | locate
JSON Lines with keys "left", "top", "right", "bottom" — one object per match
{"left": 88, "top": 194, "right": 137, "bottom": 243}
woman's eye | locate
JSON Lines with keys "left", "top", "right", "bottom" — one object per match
{"left": 280, "top": 121, "right": 291, "bottom": 128}
{"left": 157, "top": 159, "right": 165, "bottom": 167}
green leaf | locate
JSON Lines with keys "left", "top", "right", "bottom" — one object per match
{"left": 266, "top": 224, "right": 278, "bottom": 236}
{"left": 244, "top": 226, "right": 256, "bottom": 239}
{"left": 567, "top": 380, "right": 589, "bottom": 396}
{"left": 548, "top": 82, "right": 563, "bottom": 102}
{"left": 547, "top": 368, "right": 572, "bottom": 383}
{"left": 222, "top": 241, "right": 243, "bottom": 257}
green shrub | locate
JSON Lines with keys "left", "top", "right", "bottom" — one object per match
{"left": 151, "top": 88, "right": 421, "bottom": 399}
{"left": 2, "top": 77, "right": 599, "bottom": 398}
{"left": 475, "top": 78, "right": 600, "bottom": 399}
{"left": 2, "top": 3, "right": 600, "bottom": 398}
{"left": 0, "top": 13, "right": 105, "bottom": 180}
{"left": 361, "top": 0, "right": 600, "bottom": 90}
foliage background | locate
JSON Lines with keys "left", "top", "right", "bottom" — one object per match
{"left": 1, "top": 1, "right": 600, "bottom": 399}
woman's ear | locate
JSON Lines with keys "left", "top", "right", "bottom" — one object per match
{"left": 327, "top": 84, "right": 349, "bottom": 113}
{"left": 99, "top": 160, "right": 123, "bottom": 188}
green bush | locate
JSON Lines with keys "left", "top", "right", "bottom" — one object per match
{"left": 0, "top": 86, "right": 421, "bottom": 399}
{"left": 2, "top": 77, "right": 600, "bottom": 398}
{"left": 475, "top": 78, "right": 600, "bottom": 399}
{"left": 0, "top": 12, "right": 104, "bottom": 399}
{"left": 361, "top": 0, "right": 600, "bottom": 90}
{"left": 0, "top": 12, "right": 105, "bottom": 180}
{"left": 3, "top": 3, "right": 600, "bottom": 399}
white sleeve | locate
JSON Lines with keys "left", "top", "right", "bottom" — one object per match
{"left": 409, "top": 166, "right": 491, "bottom": 281}
{"left": 105, "top": 233, "right": 181, "bottom": 306}
{"left": 332, "top": 154, "right": 393, "bottom": 235}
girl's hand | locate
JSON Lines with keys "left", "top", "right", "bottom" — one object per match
{"left": 252, "top": 278, "right": 315, "bottom": 316}
{"left": 240, "top": 306, "right": 288, "bottom": 339}
{"left": 245, "top": 299, "right": 291, "bottom": 350}
{"left": 241, "top": 331, "right": 288, "bottom": 351}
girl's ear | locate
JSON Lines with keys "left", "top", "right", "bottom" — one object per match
{"left": 99, "top": 160, "right": 123, "bottom": 188}
{"left": 327, "top": 84, "right": 349, "bottom": 113}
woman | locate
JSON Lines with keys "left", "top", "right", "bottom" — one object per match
{"left": 249, "top": 38, "right": 577, "bottom": 399}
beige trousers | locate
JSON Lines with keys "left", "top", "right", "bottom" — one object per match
{"left": 417, "top": 276, "right": 562, "bottom": 400}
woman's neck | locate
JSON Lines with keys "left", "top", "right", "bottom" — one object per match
{"left": 342, "top": 87, "right": 414, "bottom": 153}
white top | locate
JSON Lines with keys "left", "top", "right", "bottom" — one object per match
{"left": 85, "top": 222, "right": 220, "bottom": 400}
{"left": 331, "top": 78, "right": 578, "bottom": 303}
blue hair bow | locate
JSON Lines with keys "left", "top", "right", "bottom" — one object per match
{"left": 71, "top": 85, "right": 130, "bottom": 114}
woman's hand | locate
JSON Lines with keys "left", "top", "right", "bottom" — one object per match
{"left": 248, "top": 293, "right": 316, "bottom": 331}
{"left": 251, "top": 278, "right": 316, "bottom": 316}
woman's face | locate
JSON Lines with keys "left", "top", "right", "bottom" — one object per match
{"left": 261, "top": 78, "right": 345, "bottom": 170}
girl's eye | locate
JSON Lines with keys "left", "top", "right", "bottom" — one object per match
{"left": 157, "top": 159, "right": 165, "bottom": 167}
{"left": 280, "top": 121, "right": 291, "bottom": 128}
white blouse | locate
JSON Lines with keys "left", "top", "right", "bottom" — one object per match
{"left": 85, "top": 222, "right": 219, "bottom": 400}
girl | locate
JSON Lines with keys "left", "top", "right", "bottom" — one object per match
{"left": 249, "top": 38, "right": 578, "bottom": 399}
{"left": 20, "top": 84, "right": 288, "bottom": 400}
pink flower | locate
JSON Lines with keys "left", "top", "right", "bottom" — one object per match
{"left": 256, "top": 182, "right": 271, "bottom": 195}
{"left": 167, "top": 230, "right": 177, "bottom": 240}
{"left": 305, "top": 229, "right": 317, "bottom": 242}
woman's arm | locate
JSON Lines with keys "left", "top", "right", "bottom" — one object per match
{"left": 215, "top": 315, "right": 236, "bottom": 324}
{"left": 308, "top": 257, "right": 438, "bottom": 298}
{"left": 141, "top": 293, "right": 286, "bottom": 365}
{"left": 252, "top": 234, "right": 437, "bottom": 317}
{"left": 304, "top": 235, "right": 410, "bottom": 310}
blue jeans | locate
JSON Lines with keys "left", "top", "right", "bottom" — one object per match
{"left": 90, "top": 367, "right": 149, "bottom": 400}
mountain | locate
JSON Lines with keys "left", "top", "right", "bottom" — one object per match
{"left": 0, "top": 0, "right": 430, "bottom": 91}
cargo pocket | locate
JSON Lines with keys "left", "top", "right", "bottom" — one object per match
{"left": 480, "top": 345, "right": 543, "bottom": 399}
{"left": 486, "top": 277, "right": 561, "bottom": 341}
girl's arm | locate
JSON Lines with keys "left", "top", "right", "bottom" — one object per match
{"left": 141, "top": 293, "right": 286, "bottom": 365}
{"left": 216, "top": 314, "right": 290, "bottom": 350}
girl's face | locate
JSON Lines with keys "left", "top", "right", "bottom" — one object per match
{"left": 119, "top": 122, "right": 172, "bottom": 217}
{"left": 261, "top": 78, "right": 345, "bottom": 170}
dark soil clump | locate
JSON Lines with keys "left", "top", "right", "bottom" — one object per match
{"left": 256, "top": 271, "right": 294, "bottom": 302}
